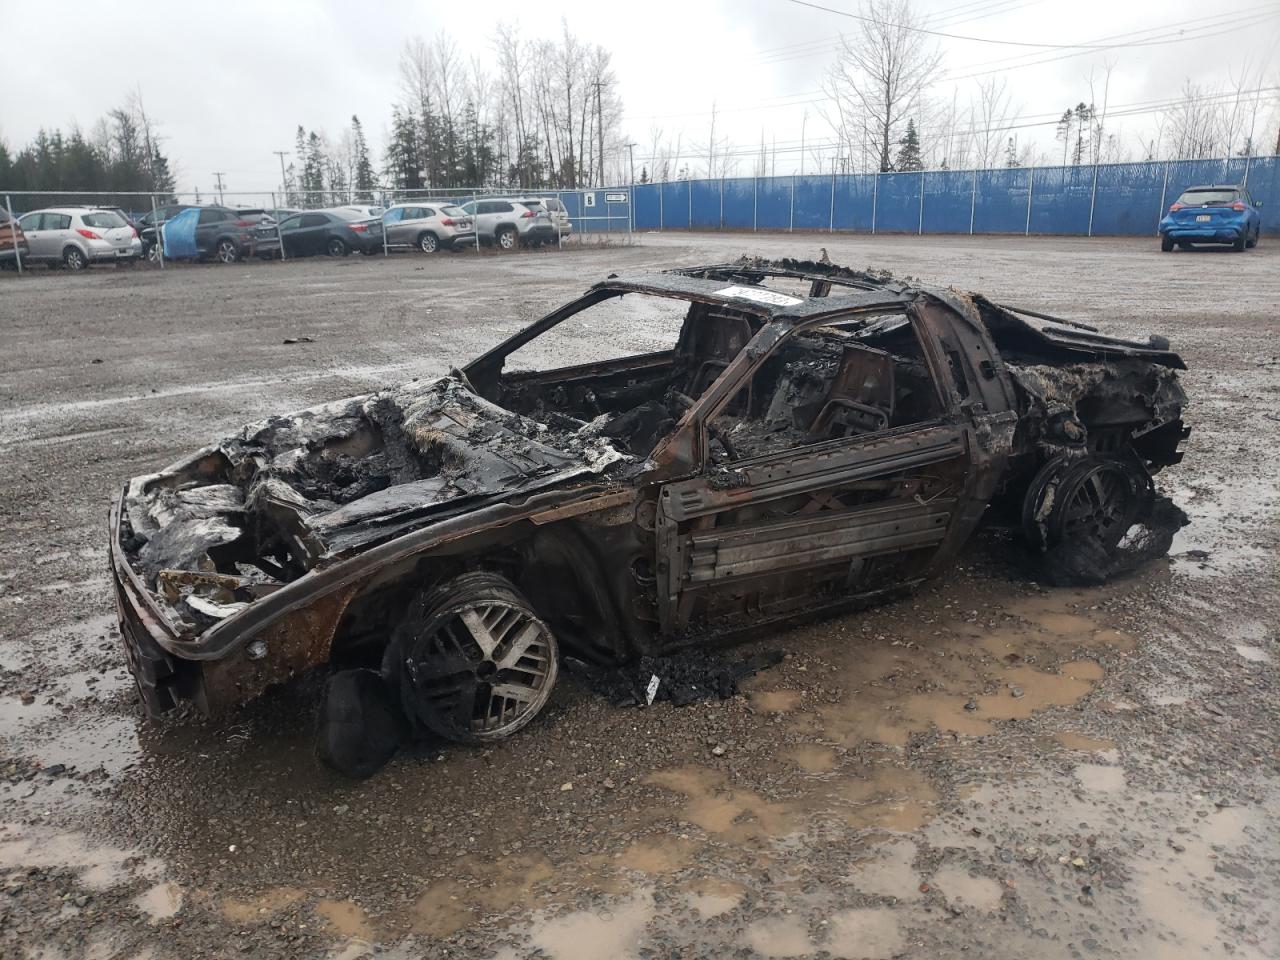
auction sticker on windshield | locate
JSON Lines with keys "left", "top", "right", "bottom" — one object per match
{"left": 716, "top": 285, "right": 803, "bottom": 307}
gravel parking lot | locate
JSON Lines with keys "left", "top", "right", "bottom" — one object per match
{"left": 1, "top": 233, "right": 1277, "bottom": 959}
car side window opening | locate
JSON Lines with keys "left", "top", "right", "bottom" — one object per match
{"left": 278, "top": 216, "right": 303, "bottom": 232}
{"left": 300, "top": 214, "right": 330, "bottom": 228}
{"left": 473, "top": 293, "right": 698, "bottom": 458}
{"left": 49, "top": 214, "right": 72, "bottom": 230}
{"left": 705, "top": 313, "right": 945, "bottom": 463}
{"left": 197, "top": 209, "right": 226, "bottom": 225}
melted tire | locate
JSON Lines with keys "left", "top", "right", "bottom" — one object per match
{"left": 386, "top": 572, "right": 559, "bottom": 744}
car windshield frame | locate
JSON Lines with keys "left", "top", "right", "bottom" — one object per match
{"left": 1176, "top": 188, "right": 1240, "bottom": 206}
{"left": 81, "top": 211, "right": 129, "bottom": 229}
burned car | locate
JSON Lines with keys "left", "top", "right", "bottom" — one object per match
{"left": 109, "top": 258, "right": 1187, "bottom": 757}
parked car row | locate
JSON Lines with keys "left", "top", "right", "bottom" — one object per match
{"left": 1, "top": 196, "right": 577, "bottom": 270}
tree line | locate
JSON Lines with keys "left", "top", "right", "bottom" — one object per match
{"left": 287, "top": 22, "right": 624, "bottom": 201}
{"left": 0, "top": 93, "right": 175, "bottom": 210}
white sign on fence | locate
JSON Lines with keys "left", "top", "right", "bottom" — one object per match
{"left": 583, "top": 192, "right": 596, "bottom": 208}
{"left": 605, "top": 192, "right": 628, "bottom": 203}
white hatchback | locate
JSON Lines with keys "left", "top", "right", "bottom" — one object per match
{"left": 18, "top": 207, "right": 143, "bottom": 270}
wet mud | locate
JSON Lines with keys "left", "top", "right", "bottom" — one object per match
{"left": 1, "top": 235, "right": 1277, "bottom": 958}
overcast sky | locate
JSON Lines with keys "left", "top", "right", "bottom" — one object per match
{"left": 2, "top": 0, "right": 1277, "bottom": 196}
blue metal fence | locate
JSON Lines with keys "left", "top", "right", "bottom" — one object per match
{"left": 630, "top": 156, "right": 1279, "bottom": 237}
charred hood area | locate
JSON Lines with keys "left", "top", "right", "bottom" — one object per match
{"left": 118, "top": 376, "right": 637, "bottom": 635}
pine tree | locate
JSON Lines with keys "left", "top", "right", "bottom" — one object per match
{"left": 351, "top": 115, "right": 376, "bottom": 202}
{"left": 305, "top": 131, "right": 326, "bottom": 204}
{"left": 639, "top": 166, "right": 649, "bottom": 184}
{"left": 895, "top": 119, "right": 923, "bottom": 172}
{"left": 1004, "top": 136, "right": 1020, "bottom": 168}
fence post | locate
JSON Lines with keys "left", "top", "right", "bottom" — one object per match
{"left": 659, "top": 182, "right": 664, "bottom": 231}
{"left": 626, "top": 188, "right": 632, "bottom": 246}
{"left": 270, "top": 192, "right": 286, "bottom": 262}
{"left": 381, "top": 190, "right": 389, "bottom": 257}
{"left": 1087, "top": 162, "right": 1099, "bottom": 237}
{"left": 474, "top": 194, "right": 481, "bottom": 253}
{"left": 1024, "top": 168, "right": 1034, "bottom": 236}
{"left": 150, "top": 194, "right": 165, "bottom": 269}
{"left": 719, "top": 178, "right": 724, "bottom": 230}
{"left": 1242, "top": 154, "right": 1252, "bottom": 187}
{"left": 969, "top": 169, "right": 978, "bottom": 235}
{"left": 688, "top": 179, "right": 692, "bottom": 230}
{"left": 871, "top": 172, "right": 879, "bottom": 235}
{"left": 829, "top": 167, "right": 837, "bottom": 233}
{"left": 1157, "top": 162, "right": 1171, "bottom": 235}
{"left": 790, "top": 176, "right": 796, "bottom": 233}
{"left": 5, "top": 195, "right": 22, "bottom": 275}
{"left": 753, "top": 177, "right": 758, "bottom": 232}
{"left": 917, "top": 171, "right": 924, "bottom": 235}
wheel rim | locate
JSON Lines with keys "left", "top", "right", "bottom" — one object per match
{"left": 328, "top": 239, "right": 344, "bottom": 256}
{"left": 67, "top": 250, "right": 85, "bottom": 269}
{"left": 218, "top": 242, "right": 236, "bottom": 263}
{"left": 147, "top": 245, "right": 160, "bottom": 262}
{"left": 420, "top": 234, "right": 437, "bottom": 253}
{"left": 1055, "top": 463, "right": 1137, "bottom": 549}
{"left": 406, "top": 599, "right": 557, "bottom": 741}
{"left": 499, "top": 231, "right": 514, "bottom": 249}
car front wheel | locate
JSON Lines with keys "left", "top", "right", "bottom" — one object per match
{"left": 496, "top": 227, "right": 517, "bottom": 251}
{"left": 385, "top": 572, "right": 559, "bottom": 744}
{"left": 216, "top": 240, "right": 239, "bottom": 264}
{"left": 418, "top": 232, "right": 439, "bottom": 254}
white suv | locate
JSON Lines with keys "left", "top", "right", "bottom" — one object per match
{"left": 18, "top": 207, "right": 142, "bottom": 270}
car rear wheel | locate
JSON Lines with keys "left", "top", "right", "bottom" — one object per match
{"left": 1232, "top": 232, "right": 1247, "bottom": 252}
{"left": 62, "top": 246, "right": 87, "bottom": 271}
{"left": 418, "top": 232, "right": 439, "bottom": 254}
{"left": 385, "top": 572, "right": 559, "bottom": 744}
{"left": 1245, "top": 228, "right": 1258, "bottom": 249}
{"left": 327, "top": 237, "right": 347, "bottom": 257}
{"left": 146, "top": 243, "right": 162, "bottom": 263}
{"left": 216, "top": 239, "right": 239, "bottom": 264}
{"left": 1160, "top": 235, "right": 1174, "bottom": 252}
{"left": 496, "top": 226, "right": 517, "bottom": 251}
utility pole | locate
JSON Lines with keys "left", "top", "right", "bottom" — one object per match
{"left": 594, "top": 79, "right": 606, "bottom": 187}
{"left": 273, "top": 151, "right": 290, "bottom": 206}
{"left": 212, "top": 172, "right": 225, "bottom": 204}
{"left": 626, "top": 142, "right": 636, "bottom": 185}
{"left": 800, "top": 109, "right": 807, "bottom": 176}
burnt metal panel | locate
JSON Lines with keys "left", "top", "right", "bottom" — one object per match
{"left": 686, "top": 497, "right": 957, "bottom": 582}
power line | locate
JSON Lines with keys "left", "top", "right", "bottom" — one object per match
{"left": 783, "top": 0, "right": 1277, "bottom": 51}
{"left": 629, "top": 86, "right": 1279, "bottom": 165}
{"left": 623, "top": 6, "right": 1277, "bottom": 123}
{"left": 755, "top": 4, "right": 1275, "bottom": 68}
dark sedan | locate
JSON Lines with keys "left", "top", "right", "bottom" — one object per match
{"left": 277, "top": 209, "right": 384, "bottom": 258}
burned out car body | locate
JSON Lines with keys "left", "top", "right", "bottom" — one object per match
{"left": 110, "top": 259, "right": 1187, "bottom": 732}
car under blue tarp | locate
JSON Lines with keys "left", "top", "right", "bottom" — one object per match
{"left": 161, "top": 207, "right": 199, "bottom": 259}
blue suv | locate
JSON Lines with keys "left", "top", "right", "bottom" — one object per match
{"left": 1159, "top": 184, "right": 1262, "bottom": 252}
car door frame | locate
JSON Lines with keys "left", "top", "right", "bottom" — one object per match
{"left": 650, "top": 292, "right": 1017, "bottom": 637}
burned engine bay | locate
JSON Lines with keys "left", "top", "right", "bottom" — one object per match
{"left": 119, "top": 377, "right": 640, "bottom": 635}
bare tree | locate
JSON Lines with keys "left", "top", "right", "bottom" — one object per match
{"left": 822, "top": 0, "right": 943, "bottom": 172}
{"left": 970, "top": 76, "right": 1018, "bottom": 170}
{"left": 1166, "top": 81, "right": 1222, "bottom": 159}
